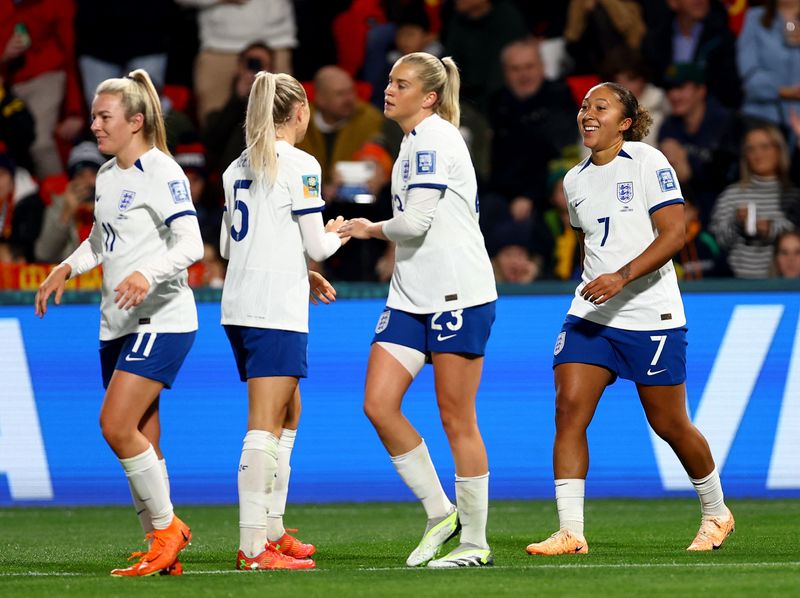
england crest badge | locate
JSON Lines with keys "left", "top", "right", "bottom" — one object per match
{"left": 119, "top": 190, "right": 136, "bottom": 211}
{"left": 617, "top": 181, "right": 633, "bottom": 203}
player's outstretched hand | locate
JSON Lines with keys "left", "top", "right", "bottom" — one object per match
{"left": 326, "top": 215, "right": 351, "bottom": 246}
{"left": 338, "top": 217, "right": 373, "bottom": 240}
{"left": 581, "top": 272, "right": 625, "bottom": 305}
{"left": 34, "top": 264, "right": 72, "bottom": 318}
{"left": 309, "top": 270, "right": 336, "bottom": 305}
{"left": 114, "top": 271, "right": 151, "bottom": 310}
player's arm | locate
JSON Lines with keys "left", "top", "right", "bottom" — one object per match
{"left": 35, "top": 223, "right": 104, "bottom": 317}
{"left": 340, "top": 186, "right": 441, "bottom": 241}
{"left": 581, "top": 203, "right": 685, "bottom": 305}
{"left": 297, "top": 212, "right": 346, "bottom": 262}
{"left": 116, "top": 215, "right": 204, "bottom": 310}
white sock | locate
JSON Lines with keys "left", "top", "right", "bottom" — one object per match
{"left": 120, "top": 445, "right": 173, "bottom": 530}
{"left": 555, "top": 478, "right": 585, "bottom": 537}
{"left": 690, "top": 467, "right": 728, "bottom": 517}
{"left": 267, "top": 428, "right": 296, "bottom": 541}
{"left": 238, "top": 430, "right": 279, "bottom": 557}
{"left": 455, "top": 473, "right": 489, "bottom": 549}
{"left": 127, "top": 458, "right": 171, "bottom": 540}
{"left": 391, "top": 439, "right": 453, "bottom": 520}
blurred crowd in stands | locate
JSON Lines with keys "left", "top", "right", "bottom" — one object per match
{"left": 1, "top": 0, "right": 800, "bottom": 287}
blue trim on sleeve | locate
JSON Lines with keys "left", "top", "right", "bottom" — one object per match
{"left": 618, "top": 148, "right": 633, "bottom": 159}
{"left": 292, "top": 206, "right": 325, "bottom": 216}
{"left": 408, "top": 183, "right": 447, "bottom": 191}
{"left": 578, "top": 158, "right": 592, "bottom": 173}
{"left": 134, "top": 159, "right": 144, "bottom": 172}
{"left": 648, "top": 198, "right": 685, "bottom": 215}
{"left": 165, "top": 210, "right": 197, "bottom": 226}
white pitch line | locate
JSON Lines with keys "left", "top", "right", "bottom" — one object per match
{"left": 1, "top": 562, "right": 798, "bottom": 577}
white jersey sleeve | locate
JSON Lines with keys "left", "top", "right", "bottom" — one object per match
{"left": 148, "top": 167, "right": 197, "bottom": 226}
{"left": 642, "top": 149, "right": 684, "bottom": 214}
{"left": 405, "top": 135, "right": 449, "bottom": 192}
{"left": 285, "top": 152, "right": 325, "bottom": 215}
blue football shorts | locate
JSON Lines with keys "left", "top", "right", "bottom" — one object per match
{"left": 224, "top": 325, "right": 308, "bottom": 381}
{"left": 99, "top": 330, "right": 196, "bottom": 389}
{"left": 371, "top": 301, "right": 496, "bottom": 357}
{"left": 552, "top": 315, "right": 687, "bottom": 385}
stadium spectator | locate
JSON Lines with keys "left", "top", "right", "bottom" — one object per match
{"left": 673, "top": 197, "right": 730, "bottom": 279}
{"left": 0, "top": 73, "right": 35, "bottom": 173}
{"left": 34, "top": 70, "right": 201, "bottom": 576}
{"left": 658, "top": 62, "right": 740, "bottom": 225}
{"left": 709, "top": 123, "right": 798, "bottom": 278}
{"left": 173, "top": 140, "right": 221, "bottom": 243}
{"left": 296, "top": 65, "right": 383, "bottom": 199}
{"left": 642, "top": 0, "right": 742, "bottom": 110}
{"left": 341, "top": 52, "right": 497, "bottom": 569}
{"left": 563, "top": 0, "right": 646, "bottom": 77}
{"left": 219, "top": 71, "right": 347, "bottom": 571}
{"left": 75, "top": 0, "right": 171, "bottom": 112}
{"left": 601, "top": 48, "right": 669, "bottom": 148}
{"left": 443, "top": 0, "right": 528, "bottom": 114}
{"left": 773, "top": 229, "right": 800, "bottom": 277}
{"left": 488, "top": 219, "right": 545, "bottom": 284}
{"left": 34, "top": 141, "right": 105, "bottom": 263}
{"left": 736, "top": 0, "right": 800, "bottom": 136}
{"left": 0, "top": 0, "right": 84, "bottom": 177}
{"left": 526, "top": 82, "right": 734, "bottom": 557}
{"left": 0, "top": 142, "right": 43, "bottom": 263}
{"left": 175, "top": 0, "right": 297, "bottom": 125}
{"left": 542, "top": 159, "right": 582, "bottom": 280}
{"left": 486, "top": 38, "right": 578, "bottom": 226}
{"left": 203, "top": 43, "right": 274, "bottom": 177}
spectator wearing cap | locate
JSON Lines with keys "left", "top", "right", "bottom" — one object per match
{"left": 658, "top": 62, "right": 741, "bottom": 225}
{"left": 642, "top": 0, "right": 741, "bottom": 110}
{"left": 174, "top": 141, "right": 221, "bottom": 243}
{"left": 33, "top": 140, "right": 104, "bottom": 263}
{"left": 0, "top": 142, "right": 44, "bottom": 262}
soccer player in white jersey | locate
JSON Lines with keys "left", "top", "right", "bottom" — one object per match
{"left": 219, "top": 72, "right": 348, "bottom": 571}
{"left": 340, "top": 53, "right": 497, "bottom": 568}
{"left": 525, "top": 83, "right": 734, "bottom": 556}
{"left": 34, "top": 70, "right": 203, "bottom": 576}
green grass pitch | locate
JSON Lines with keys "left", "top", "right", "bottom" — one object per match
{"left": 1, "top": 499, "right": 798, "bottom": 597}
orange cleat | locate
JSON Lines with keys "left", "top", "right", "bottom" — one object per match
{"left": 526, "top": 529, "right": 589, "bottom": 555}
{"left": 111, "top": 515, "right": 191, "bottom": 577}
{"left": 268, "top": 529, "right": 316, "bottom": 559}
{"left": 236, "top": 545, "right": 315, "bottom": 571}
{"left": 160, "top": 558, "right": 183, "bottom": 576}
{"left": 687, "top": 508, "right": 735, "bottom": 551}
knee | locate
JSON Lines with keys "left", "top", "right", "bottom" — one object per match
{"left": 99, "top": 415, "right": 132, "bottom": 451}
{"left": 554, "top": 391, "right": 587, "bottom": 430}
{"left": 649, "top": 417, "right": 691, "bottom": 444}
{"left": 438, "top": 402, "right": 476, "bottom": 440}
{"left": 363, "top": 396, "right": 398, "bottom": 429}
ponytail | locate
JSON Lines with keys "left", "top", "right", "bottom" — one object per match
{"left": 244, "top": 71, "right": 308, "bottom": 188}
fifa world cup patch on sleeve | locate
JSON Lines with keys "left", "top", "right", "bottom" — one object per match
{"left": 168, "top": 180, "right": 191, "bottom": 204}
{"left": 416, "top": 151, "right": 436, "bottom": 174}
{"left": 657, "top": 168, "right": 677, "bottom": 192}
{"left": 302, "top": 174, "right": 320, "bottom": 198}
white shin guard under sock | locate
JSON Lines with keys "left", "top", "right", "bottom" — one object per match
{"left": 391, "top": 440, "right": 453, "bottom": 520}
{"left": 555, "top": 478, "right": 585, "bottom": 537}
{"left": 238, "top": 430, "right": 279, "bottom": 557}
{"left": 267, "top": 428, "right": 296, "bottom": 541}
{"left": 455, "top": 472, "right": 489, "bottom": 548}
{"left": 128, "top": 458, "right": 171, "bottom": 539}
{"left": 120, "top": 444, "right": 173, "bottom": 530}
{"left": 690, "top": 467, "right": 728, "bottom": 518}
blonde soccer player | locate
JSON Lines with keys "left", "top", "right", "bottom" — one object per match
{"left": 340, "top": 52, "right": 497, "bottom": 568}
{"left": 219, "top": 71, "right": 348, "bottom": 571}
{"left": 525, "top": 82, "right": 734, "bottom": 556}
{"left": 35, "top": 70, "right": 203, "bottom": 576}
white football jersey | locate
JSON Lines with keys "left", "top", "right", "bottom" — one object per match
{"left": 91, "top": 148, "right": 198, "bottom": 340}
{"left": 387, "top": 114, "right": 497, "bottom": 313}
{"left": 564, "top": 141, "right": 686, "bottom": 330}
{"left": 220, "top": 141, "right": 325, "bottom": 332}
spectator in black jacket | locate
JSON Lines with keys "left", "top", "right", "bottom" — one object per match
{"left": 642, "top": 0, "right": 742, "bottom": 110}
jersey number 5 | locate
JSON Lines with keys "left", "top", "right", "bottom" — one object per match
{"left": 231, "top": 179, "right": 252, "bottom": 241}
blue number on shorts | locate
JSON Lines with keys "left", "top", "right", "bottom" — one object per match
{"left": 231, "top": 179, "right": 252, "bottom": 241}
{"left": 101, "top": 222, "right": 116, "bottom": 252}
{"left": 597, "top": 216, "right": 610, "bottom": 247}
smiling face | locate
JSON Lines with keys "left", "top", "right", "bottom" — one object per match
{"left": 577, "top": 85, "right": 631, "bottom": 153}
{"left": 90, "top": 92, "right": 142, "bottom": 157}
{"left": 384, "top": 61, "right": 436, "bottom": 132}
